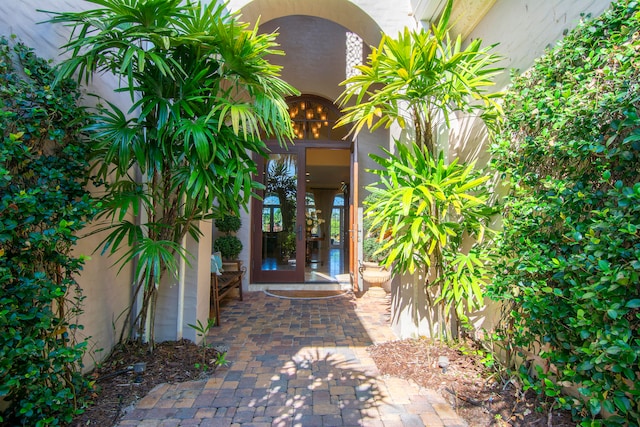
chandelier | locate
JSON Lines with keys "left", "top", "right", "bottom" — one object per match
{"left": 288, "top": 99, "right": 330, "bottom": 140}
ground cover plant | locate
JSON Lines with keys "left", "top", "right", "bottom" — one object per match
{"left": 48, "top": 0, "right": 297, "bottom": 346}
{"left": 490, "top": 1, "right": 640, "bottom": 424}
{"left": 0, "top": 36, "right": 99, "bottom": 425}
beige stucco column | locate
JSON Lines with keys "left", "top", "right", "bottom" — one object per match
{"left": 155, "top": 220, "right": 213, "bottom": 344}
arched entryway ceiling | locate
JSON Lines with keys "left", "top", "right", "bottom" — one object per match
{"left": 227, "top": 0, "right": 414, "bottom": 47}
{"left": 258, "top": 16, "right": 360, "bottom": 100}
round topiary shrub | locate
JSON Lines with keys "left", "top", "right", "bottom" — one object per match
{"left": 215, "top": 214, "right": 241, "bottom": 233}
{"left": 214, "top": 213, "right": 242, "bottom": 260}
{"left": 213, "top": 235, "right": 243, "bottom": 260}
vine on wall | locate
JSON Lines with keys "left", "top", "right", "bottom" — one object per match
{"left": 0, "top": 36, "right": 99, "bottom": 425}
{"left": 490, "top": 1, "right": 640, "bottom": 425}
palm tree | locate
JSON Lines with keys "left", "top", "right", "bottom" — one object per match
{"left": 48, "top": 0, "right": 298, "bottom": 345}
{"left": 336, "top": 0, "right": 503, "bottom": 338}
{"left": 336, "top": 1, "right": 502, "bottom": 157}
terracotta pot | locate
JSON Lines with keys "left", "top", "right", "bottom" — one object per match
{"left": 360, "top": 261, "right": 392, "bottom": 292}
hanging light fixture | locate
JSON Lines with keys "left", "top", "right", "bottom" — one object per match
{"left": 288, "top": 98, "right": 331, "bottom": 140}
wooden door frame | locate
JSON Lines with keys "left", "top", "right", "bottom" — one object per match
{"left": 350, "top": 139, "right": 359, "bottom": 291}
{"left": 250, "top": 146, "right": 306, "bottom": 283}
{"left": 251, "top": 140, "right": 353, "bottom": 284}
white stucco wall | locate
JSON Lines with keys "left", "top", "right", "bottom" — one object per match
{"left": 229, "top": 0, "right": 414, "bottom": 46}
{"left": 156, "top": 221, "right": 213, "bottom": 344}
{"left": 258, "top": 16, "right": 351, "bottom": 102}
{"left": 468, "top": 0, "right": 612, "bottom": 91}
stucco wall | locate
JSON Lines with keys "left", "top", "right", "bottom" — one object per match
{"left": 259, "top": 16, "right": 352, "bottom": 102}
{"left": 467, "top": 0, "right": 611, "bottom": 91}
{"left": 229, "top": 0, "right": 414, "bottom": 47}
{"left": 156, "top": 221, "right": 213, "bottom": 344}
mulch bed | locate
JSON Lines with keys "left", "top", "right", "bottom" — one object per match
{"left": 71, "top": 340, "right": 220, "bottom": 427}
{"left": 369, "top": 338, "right": 576, "bottom": 427}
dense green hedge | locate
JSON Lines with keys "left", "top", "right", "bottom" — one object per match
{"left": 0, "top": 36, "right": 98, "bottom": 425}
{"left": 490, "top": 1, "right": 639, "bottom": 425}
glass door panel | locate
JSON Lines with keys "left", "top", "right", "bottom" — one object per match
{"left": 254, "top": 152, "right": 305, "bottom": 282}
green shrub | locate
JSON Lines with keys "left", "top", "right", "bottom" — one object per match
{"left": 0, "top": 36, "right": 99, "bottom": 425}
{"left": 214, "top": 214, "right": 243, "bottom": 260}
{"left": 214, "top": 214, "right": 242, "bottom": 234}
{"left": 490, "top": 1, "right": 640, "bottom": 424}
{"left": 213, "top": 235, "right": 243, "bottom": 260}
{"left": 336, "top": 0, "right": 502, "bottom": 339}
{"left": 48, "top": 0, "right": 296, "bottom": 345}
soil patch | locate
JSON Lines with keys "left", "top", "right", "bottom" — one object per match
{"left": 369, "top": 338, "right": 575, "bottom": 426}
{"left": 71, "top": 340, "right": 221, "bottom": 427}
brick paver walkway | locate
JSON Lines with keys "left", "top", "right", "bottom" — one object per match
{"left": 117, "top": 289, "right": 467, "bottom": 427}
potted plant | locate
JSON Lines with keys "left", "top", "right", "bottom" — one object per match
{"left": 214, "top": 214, "right": 243, "bottom": 260}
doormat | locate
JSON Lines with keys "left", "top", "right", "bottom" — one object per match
{"left": 264, "top": 289, "right": 349, "bottom": 300}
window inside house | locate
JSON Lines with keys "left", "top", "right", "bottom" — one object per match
{"left": 262, "top": 194, "right": 283, "bottom": 232}
{"left": 305, "top": 192, "right": 321, "bottom": 236}
{"left": 330, "top": 194, "right": 345, "bottom": 246}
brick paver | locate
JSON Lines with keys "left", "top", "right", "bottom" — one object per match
{"left": 117, "top": 288, "right": 467, "bottom": 426}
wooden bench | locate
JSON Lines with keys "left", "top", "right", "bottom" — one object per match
{"left": 210, "top": 260, "right": 245, "bottom": 326}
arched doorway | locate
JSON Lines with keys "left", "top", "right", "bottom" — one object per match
{"left": 251, "top": 95, "right": 352, "bottom": 284}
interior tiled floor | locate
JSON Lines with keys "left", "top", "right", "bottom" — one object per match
{"left": 262, "top": 247, "right": 350, "bottom": 284}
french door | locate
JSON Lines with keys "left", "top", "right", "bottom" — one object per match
{"left": 251, "top": 146, "right": 307, "bottom": 282}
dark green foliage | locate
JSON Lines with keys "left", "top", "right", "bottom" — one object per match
{"left": 490, "top": 1, "right": 640, "bottom": 424}
{"left": 215, "top": 214, "right": 242, "bottom": 234}
{"left": 213, "top": 235, "right": 243, "bottom": 260}
{"left": 214, "top": 214, "right": 243, "bottom": 259}
{"left": 0, "top": 36, "right": 98, "bottom": 425}
{"left": 48, "top": 0, "right": 297, "bottom": 344}
{"left": 362, "top": 234, "right": 386, "bottom": 264}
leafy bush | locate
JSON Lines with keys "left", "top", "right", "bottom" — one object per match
{"left": 214, "top": 214, "right": 241, "bottom": 234}
{"left": 213, "top": 235, "right": 243, "bottom": 260}
{"left": 214, "top": 214, "right": 243, "bottom": 259}
{"left": 0, "top": 36, "right": 98, "bottom": 425}
{"left": 336, "top": 0, "right": 502, "bottom": 339}
{"left": 490, "top": 1, "right": 640, "bottom": 424}
{"left": 48, "top": 0, "right": 296, "bottom": 344}
{"left": 362, "top": 234, "right": 386, "bottom": 264}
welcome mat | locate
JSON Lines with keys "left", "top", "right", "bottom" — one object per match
{"left": 264, "top": 289, "right": 349, "bottom": 300}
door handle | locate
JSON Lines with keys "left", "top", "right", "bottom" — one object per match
{"left": 297, "top": 224, "right": 303, "bottom": 240}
